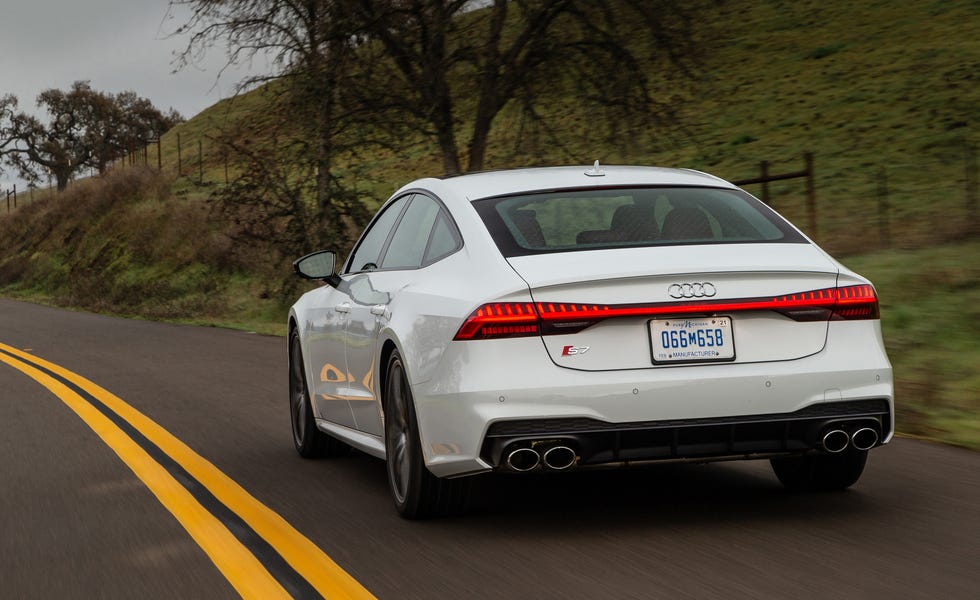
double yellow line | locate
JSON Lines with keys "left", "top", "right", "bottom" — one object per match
{"left": 0, "top": 342, "right": 374, "bottom": 600}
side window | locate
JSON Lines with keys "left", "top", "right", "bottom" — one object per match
{"left": 381, "top": 195, "right": 442, "bottom": 269}
{"left": 346, "top": 195, "right": 412, "bottom": 273}
{"left": 423, "top": 212, "right": 461, "bottom": 264}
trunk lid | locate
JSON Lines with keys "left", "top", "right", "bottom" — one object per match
{"left": 506, "top": 244, "right": 840, "bottom": 371}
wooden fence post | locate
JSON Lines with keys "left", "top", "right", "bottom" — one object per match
{"left": 157, "top": 138, "right": 163, "bottom": 171}
{"left": 732, "top": 153, "right": 815, "bottom": 233}
{"left": 804, "top": 152, "right": 817, "bottom": 241}
{"left": 966, "top": 143, "right": 978, "bottom": 234}
{"left": 760, "top": 160, "right": 770, "bottom": 205}
{"left": 877, "top": 166, "right": 890, "bottom": 248}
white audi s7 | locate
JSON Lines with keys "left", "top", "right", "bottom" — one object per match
{"left": 288, "top": 165, "right": 893, "bottom": 518}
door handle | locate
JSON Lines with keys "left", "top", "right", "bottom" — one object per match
{"left": 370, "top": 304, "right": 388, "bottom": 316}
{"left": 334, "top": 302, "right": 351, "bottom": 313}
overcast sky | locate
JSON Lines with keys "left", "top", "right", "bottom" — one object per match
{"left": 0, "top": 0, "right": 272, "bottom": 189}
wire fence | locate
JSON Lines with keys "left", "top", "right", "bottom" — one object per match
{"left": 724, "top": 137, "right": 978, "bottom": 256}
{"left": 6, "top": 131, "right": 978, "bottom": 256}
{"left": 2, "top": 138, "right": 165, "bottom": 212}
{"left": 2, "top": 182, "right": 47, "bottom": 213}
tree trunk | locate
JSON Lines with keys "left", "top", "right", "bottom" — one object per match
{"left": 466, "top": 0, "right": 507, "bottom": 173}
{"left": 316, "top": 89, "right": 340, "bottom": 245}
{"left": 55, "top": 167, "right": 71, "bottom": 191}
{"left": 315, "top": 33, "right": 345, "bottom": 248}
{"left": 436, "top": 124, "right": 462, "bottom": 175}
{"left": 467, "top": 109, "right": 495, "bottom": 173}
{"left": 431, "top": 77, "right": 461, "bottom": 175}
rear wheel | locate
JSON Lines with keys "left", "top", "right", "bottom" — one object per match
{"left": 289, "top": 329, "right": 348, "bottom": 458}
{"left": 384, "top": 350, "right": 468, "bottom": 519}
{"left": 770, "top": 449, "right": 868, "bottom": 491}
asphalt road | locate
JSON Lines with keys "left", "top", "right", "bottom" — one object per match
{"left": 1, "top": 298, "right": 977, "bottom": 599}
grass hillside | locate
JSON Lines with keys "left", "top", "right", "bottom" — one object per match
{"left": 0, "top": 169, "right": 292, "bottom": 333}
{"left": 157, "top": 0, "right": 979, "bottom": 254}
{"left": 0, "top": 0, "right": 977, "bottom": 447}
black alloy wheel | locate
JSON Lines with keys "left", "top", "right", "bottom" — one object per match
{"left": 289, "top": 328, "right": 347, "bottom": 458}
{"left": 384, "top": 350, "right": 468, "bottom": 519}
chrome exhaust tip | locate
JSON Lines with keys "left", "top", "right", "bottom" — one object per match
{"left": 505, "top": 447, "right": 541, "bottom": 472}
{"left": 821, "top": 429, "right": 850, "bottom": 453}
{"left": 851, "top": 427, "right": 879, "bottom": 451}
{"left": 542, "top": 446, "right": 577, "bottom": 470}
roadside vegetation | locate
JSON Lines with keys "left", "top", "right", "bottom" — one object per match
{"left": 0, "top": 168, "right": 291, "bottom": 334}
{"left": 843, "top": 241, "right": 980, "bottom": 451}
{"left": 0, "top": 0, "right": 977, "bottom": 447}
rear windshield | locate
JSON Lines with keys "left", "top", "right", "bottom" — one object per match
{"left": 472, "top": 186, "right": 806, "bottom": 257}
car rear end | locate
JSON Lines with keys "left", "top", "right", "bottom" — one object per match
{"left": 412, "top": 171, "right": 893, "bottom": 480}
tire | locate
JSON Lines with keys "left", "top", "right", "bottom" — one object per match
{"left": 384, "top": 350, "right": 469, "bottom": 519}
{"left": 288, "top": 329, "right": 348, "bottom": 458}
{"left": 770, "top": 449, "right": 868, "bottom": 492}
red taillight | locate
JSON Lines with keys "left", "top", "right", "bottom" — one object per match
{"left": 771, "top": 284, "right": 879, "bottom": 321}
{"left": 829, "top": 284, "right": 880, "bottom": 320}
{"left": 453, "top": 302, "right": 540, "bottom": 340}
{"left": 453, "top": 285, "right": 879, "bottom": 340}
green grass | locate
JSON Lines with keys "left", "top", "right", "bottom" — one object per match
{"left": 146, "top": 0, "right": 980, "bottom": 256}
{"left": 842, "top": 240, "right": 980, "bottom": 450}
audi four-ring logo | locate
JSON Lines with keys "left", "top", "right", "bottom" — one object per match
{"left": 668, "top": 282, "right": 717, "bottom": 299}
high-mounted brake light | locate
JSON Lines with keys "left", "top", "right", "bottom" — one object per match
{"left": 453, "top": 285, "right": 879, "bottom": 340}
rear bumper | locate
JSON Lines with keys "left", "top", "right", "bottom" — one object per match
{"left": 412, "top": 320, "right": 893, "bottom": 478}
{"left": 481, "top": 398, "right": 890, "bottom": 470}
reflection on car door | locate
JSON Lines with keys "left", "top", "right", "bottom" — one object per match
{"left": 305, "top": 284, "right": 357, "bottom": 428}
{"left": 345, "top": 194, "right": 455, "bottom": 436}
{"left": 344, "top": 272, "right": 401, "bottom": 437}
{"left": 307, "top": 194, "right": 411, "bottom": 429}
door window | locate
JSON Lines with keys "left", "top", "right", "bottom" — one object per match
{"left": 346, "top": 194, "right": 412, "bottom": 273}
{"left": 424, "top": 212, "right": 460, "bottom": 264}
{"left": 381, "top": 195, "right": 445, "bottom": 269}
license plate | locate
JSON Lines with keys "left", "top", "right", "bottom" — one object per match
{"left": 650, "top": 317, "right": 735, "bottom": 364}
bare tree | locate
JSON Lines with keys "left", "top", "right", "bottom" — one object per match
{"left": 171, "top": 0, "right": 377, "bottom": 246}
{"left": 170, "top": 0, "right": 712, "bottom": 249}
{"left": 0, "top": 95, "right": 21, "bottom": 184}
{"left": 352, "top": 0, "right": 709, "bottom": 174}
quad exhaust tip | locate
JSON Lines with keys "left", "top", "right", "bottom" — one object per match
{"left": 851, "top": 427, "right": 879, "bottom": 451}
{"left": 505, "top": 447, "right": 540, "bottom": 472}
{"left": 542, "top": 446, "right": 577, "bottom": 470}
{"left": 821, "top": 429, "right": 850, "bottom": 453}
{"left": 504, "top": 444, "right": 578, "bottom": 471}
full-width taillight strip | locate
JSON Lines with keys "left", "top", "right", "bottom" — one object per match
{"left": 453, "top": 284, "right": 879, "bottom": 340}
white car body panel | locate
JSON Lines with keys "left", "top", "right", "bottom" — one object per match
{"left": 404, "top": 165, "right": 733, "bottom": 204}
{"left": 413, "top": 319, "right": 892, "bottom": 477}
{"left": 505, "top": 243, "right": 838, "bottom": 289}
{"left": 508, "top": 244, "right": 842, "bottom": 369}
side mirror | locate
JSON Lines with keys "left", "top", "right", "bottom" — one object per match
{"left": 293, "top": 250, "right": 343, "bottom": 289}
